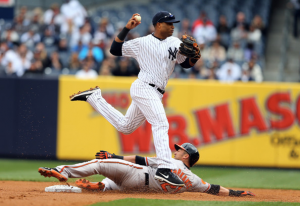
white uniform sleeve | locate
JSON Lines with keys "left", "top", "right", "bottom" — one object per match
{"left": 145, "top": 157, "right": 159, "bottom": 167}
{"left": 176, "top": 39, "right": 187, "bottom": 64}
{"left": 176, "top": 53, "right": 187, "bottom": 64}
{"left": 122, "top": 37, "right": 141, "bottom": 58}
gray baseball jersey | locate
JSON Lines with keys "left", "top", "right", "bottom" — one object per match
{"left": 56, "top": 158, "right": 210, "bottom": 193}
{"left": 87, "top": 34, "right": 186, "bottom": 170}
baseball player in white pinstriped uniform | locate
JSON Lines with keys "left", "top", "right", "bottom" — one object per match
{"left": 38, "top": 143, "right": 255, "bottom": 196}
{"left": 69, "top": 11, "right": 202, "bottom": 186}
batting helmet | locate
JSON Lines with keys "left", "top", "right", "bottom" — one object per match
{"left": 174, "top": 143, "right": 200, "bottom": 167}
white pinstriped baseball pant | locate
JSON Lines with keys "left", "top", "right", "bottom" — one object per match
{"left": 87, "top": 79, "right": 176, "bottom": 169}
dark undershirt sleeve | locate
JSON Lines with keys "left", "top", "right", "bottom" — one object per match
{"left": 180, "top": 57, "right": 192, "bottom": 68}
{"left": 110, "top": 40, "right": 124, "bottom": 56}
{"left": 135, "top": 156, "right": 147, "bottom": 166}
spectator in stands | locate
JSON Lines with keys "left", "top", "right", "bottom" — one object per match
{"left": 94, "top": 24, "right": 108, "bottom": 49}
{"left": 217, "top": 15, "right": 230, "bottom": 34}
{"left": 43, "top": 3, "right": 64, "bottom": 27}
{"left": 41, "top": 27, "right": 58, "bottom": 48}
{"left": 190, "top": 58, "right": 208, "bottom": 79}
{"left": 198, "top": 43, "right": 209, "bottom": 62}
{"left": 98, "top": 59, "right": 114, "bottom": 76}
{"left": 0, "top": 51, "right": 5, "bottom": 76}
{"left": 239, "top": 69, "right": 253, "bottom": 82}
{"left": 217, "top": 15, "right": 231, "bottom": 49}
{"left": 251, "top": 15, "right": 266, "bottom": 35}
{"left": 68, "top": 52, "right": 81, "bottom": 71}
{"left": 98, "top": 17, "right": 115, "bottom": 38}
{"left": 241, "top": 59, "right": 263, "bottom": 82}
{"left": 57, "top": 37, "right": 69, "bottom": 52}
{"left": 70, "top": 23, "right": 92, "bottom": 49}
{"left": 233, "top": 12, "right": 249, "bottom": 31}
{"left": 1, "top": 44, "right": 32, "bottom": 76}
{"left": 13, "top": 15, "right": 29, "bottom": 36}
{"left": 206, "top": 40, "right": 226, "bottom": 63}
{"left": 33, "top": 43, "right": 51, "bottom": 69}
{"left": 99, "top": 56, "right": 116, "bottom": 74}
{"left": 24, "top": 59, "right": 44, "bottom": 75}
{"left": 227, "top": 41, "right": 245, "bottom": 62}
{"left": 206, "top": 60, "right": 219, "bottom": 80}
{"left": 75, "top": 60, "right": 98, "bottom": 79}
{"left": 61, "top": 0, "right": 87, "bottom": 29}
{"left": 28, "top": 8, "right": 43, "bottom": 33}
{"left": 112, "top": 57, "right": 133, "bottom": 77}
{"left": 217, "top": 58, "right": 242, "bottom": 82}
{"left": 49, "top": 51, "right": 63, "bottom": 71}
{"left": 20, "top": 26, "right": 41, "bottom": 49}
{"left": 244, "top": 43, "right": 256, "bottom": 62}
{"left": 230, "top": 24, "right": 248, "bottom": 44}
{"left": 192, "top": 11, "right": 214, "bottom": 32}
{"left": 78, "top": 40, "right": 104, "bottom": 64}
{"left": 99, "top": 65, "right": 112, "bottom": 76}
{"left": 247, "top": 25, "right": 262, "bottom": 43}
{"left": 178, "top": 18, "right": 192, "bottom": 37}
{"left": 193, "top": 17, "right": 217, "bottom": 44}
{"left": 1, "top": 24, "right": 19, "bottom": 46}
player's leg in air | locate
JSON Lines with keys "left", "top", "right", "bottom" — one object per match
{"left": 70, "top": 87, "right": 146, "bottom": 135}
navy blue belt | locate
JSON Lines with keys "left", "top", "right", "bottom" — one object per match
{"left": 149, "top": 83, "right": 165, "bottom": 94}
{"left": 145, "top": 173, "right": 149, "bottom": 185}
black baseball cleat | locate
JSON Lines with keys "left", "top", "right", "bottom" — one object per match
{"left": 155, "top": 168, "right": 184, "bottom": 186}
{"left": 70, "top": 86, "right": 100, "bottom": 101}
{"left": 38, "top": 167, "right": 68, "bottom": 182}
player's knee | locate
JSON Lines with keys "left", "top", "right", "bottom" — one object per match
{"left": 117, "top": 125, "right": 134, "bottom": 134}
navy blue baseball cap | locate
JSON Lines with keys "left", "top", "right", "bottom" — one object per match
{"left": 152, "top": 11, "right": 180, "bottom": 25}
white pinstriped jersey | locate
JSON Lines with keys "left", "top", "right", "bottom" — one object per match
{"left": 122, "top": 34, "right": 186, "bottom": 89}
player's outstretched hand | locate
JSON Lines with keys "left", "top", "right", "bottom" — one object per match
{"left": 96, "top": 150, "right": 114, "bottom": 159}
{"left": 125, "top": 13, "right": 141, "bottom": 30}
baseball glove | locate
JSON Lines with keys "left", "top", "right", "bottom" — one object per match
{"left": 179, "top": 34, "right": 201, "bottom": 59}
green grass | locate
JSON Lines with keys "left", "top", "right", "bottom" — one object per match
{"left": 0, "top": 158, "right": 104, "bottom": 182}
{"left": 1, "top": 158, "right": 300, "bottom": 190}
{"left": 90, "top": 199, "right": 300, "bottom": 206}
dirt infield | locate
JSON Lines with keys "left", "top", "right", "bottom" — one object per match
{"left": 1, "top": 181, "right": 300, "bottom": 206}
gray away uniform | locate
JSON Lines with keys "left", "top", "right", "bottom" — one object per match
{"left": 56, "top": 157, "right": 210, "bottom": 193}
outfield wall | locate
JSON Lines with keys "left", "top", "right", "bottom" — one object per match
{"left": 1, "top": 76, "right": 300, "bottom": 168}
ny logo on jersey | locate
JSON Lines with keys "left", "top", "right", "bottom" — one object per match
{"left": 168, "top": 47, "right": 178, "bottom": 60}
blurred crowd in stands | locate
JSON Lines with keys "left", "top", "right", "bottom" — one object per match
{"left": 0, "top": 0, "right": 267, "bottom": 82}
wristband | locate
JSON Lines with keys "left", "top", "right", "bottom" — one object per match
{"left": 229, "top": 189, "right": 243, "bottom": 196}
{"left": 117, "top": 27, "right": 130, "bottom": 41}
{"left": 190, "top": 58, "right": 198, "bottom": 64}
{"left": 112, "top": 154, "right": 124, "bottom": 159}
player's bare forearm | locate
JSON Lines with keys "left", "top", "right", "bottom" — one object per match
{"left": 114, "top": 13, "right": 141, "bottom": 43}
{"left": 123, "top": 155, "right": 136, "bottom": 163}
{"left": 218, "top": 186, "right": 230, "bottom": 196}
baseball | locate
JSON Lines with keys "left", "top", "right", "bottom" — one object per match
{"left": 134, "top": 15, "right": 141, "bottom": 22}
